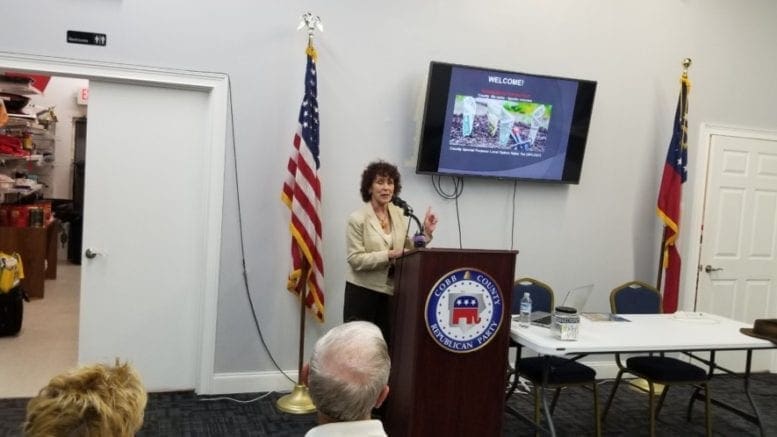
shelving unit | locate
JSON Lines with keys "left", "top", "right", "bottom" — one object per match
{"left": 1, "top": 113, "right": 56, "bottom": 153}
{"left": 0, "top": 76, "right": 59, "bottom": 298}
{"left": 0, "top": 113, "right": 51, "bottom": 204}
{"left": 0, "top": 221, "right": 59, "bottom": 298}
{"left": 0, "top": 153, "right": 43, "bottom": 163}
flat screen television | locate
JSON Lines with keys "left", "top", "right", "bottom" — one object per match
{"left": 416, "top": 61, "right": 597, "bottom": 184}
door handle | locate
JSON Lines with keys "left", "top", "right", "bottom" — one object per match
{"left": 84, "top": 248, "right": 101, "bottom": 259}
{"left": 704, "top": 265, "right": 723, "bottom": 273}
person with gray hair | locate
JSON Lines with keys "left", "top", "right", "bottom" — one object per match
{"left": 301, "top": 321, "right": 391, "bottom": 436}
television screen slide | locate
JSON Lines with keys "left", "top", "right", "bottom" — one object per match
{"left": 438, "top": 65, "right": 579, "bottom": 180}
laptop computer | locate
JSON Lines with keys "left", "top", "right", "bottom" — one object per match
{"left": 526, "top": 284, "right": 594, "bottom": 327}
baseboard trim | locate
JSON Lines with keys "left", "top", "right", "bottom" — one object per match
{"left": 206, "top": 370, "right": 300, "bottom": 395}
{"left": 205, "top": 360, "right": 623, "bottom": 395}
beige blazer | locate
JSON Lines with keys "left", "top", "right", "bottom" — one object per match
{"left": 346, "top": 203, "right": 414, "bottom": 295}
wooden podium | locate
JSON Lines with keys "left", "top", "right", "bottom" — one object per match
{"left": 383, "top": 248, "right": 517, "bottom": 436}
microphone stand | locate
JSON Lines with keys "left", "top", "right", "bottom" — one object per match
{"left": 389, "top": 205, "right": 426, "bottom": 349}
{"left": 392, "top": 201, "right": 426, "bottom": 318}
{"left": 392, "top": 204, "right": 425, "bottom": 293}
{"left": 400, "top": 206, "right": 426, "bottom": 248}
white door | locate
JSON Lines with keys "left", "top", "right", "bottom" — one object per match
{"left": 78, "top": 81, "right": 210, "bottom": 390}
{"left": 695, "top": 132, "right": 777, "bottom": 372}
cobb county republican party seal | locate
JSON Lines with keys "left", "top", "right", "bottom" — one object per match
{"left": 425, "top": 268, "right": 504, "bottom": 353}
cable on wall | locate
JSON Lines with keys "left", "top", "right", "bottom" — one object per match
{"left": 510, "top": 180, "right": 518, "bottom": 251}
{"left": 431, "top": 175, "right": 464, "bottom": 248}
{"left": 227, "top": 75, "right": 294, "bottom": 384}
{"left": 431, "top": 174, "right": 464, "bottom": 199}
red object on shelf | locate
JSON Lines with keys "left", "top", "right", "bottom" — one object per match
{"left": 8, "top": 205, "right": 30, "bottom": 228}
{"left": 0, "top": 134, "right": 29, "bottom": 156}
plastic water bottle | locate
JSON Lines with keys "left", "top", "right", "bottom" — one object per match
{"left": 519, "top": 292, "right": 532, "bottom": 328}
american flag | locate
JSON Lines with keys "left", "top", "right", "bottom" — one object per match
{"left": 281, "top": 43, "right": 324, "bottom": 322}
{"left": 656, "top": 76, "right": 690, "bottom": 313}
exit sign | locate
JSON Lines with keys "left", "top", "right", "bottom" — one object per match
{"left": 77, "top": 87, "right": 89, "bottom": 105}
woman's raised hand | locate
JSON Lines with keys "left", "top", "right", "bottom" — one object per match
{"left": 423, "top": 207, "right": 438, "bottom": 236}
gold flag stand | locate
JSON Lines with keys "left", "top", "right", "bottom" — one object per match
{"left": 276, "top": 259, "right": 316, "bottom": 414}
{"left": 277, "top": 384, "right": 315, "bottom": 414}
{"left": 629, "top": 378, "right": 665, "bottom": 396}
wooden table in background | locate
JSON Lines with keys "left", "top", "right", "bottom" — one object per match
{"left": 0, "top": 220, "right": 60, "bottom": 298}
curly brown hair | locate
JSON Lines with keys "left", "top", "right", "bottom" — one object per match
{"left": 359, "top": 160, "right": 402, "bottom": 202}
{"left": 24, "top": 360, "right": 147, "bottom": 437}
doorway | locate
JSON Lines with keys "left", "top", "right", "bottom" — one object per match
{"left": 0, "top": 52, "right": 227, "bottom": 394}
{"left": 0, "top": 74, "right": 88, "bottom": 397}
{"left": 687, "top": 124, "right": 777, "bottom": 373}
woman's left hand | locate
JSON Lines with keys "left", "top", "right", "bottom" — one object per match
{"left": 423, "top": 207, "right": 438, "bottom": 236}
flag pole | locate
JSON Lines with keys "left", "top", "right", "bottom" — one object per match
{"left": 276, "top": 258, "right": 316, "bottom": 414}
{"left": 656, "top": 58, "right": 691, "bottom": 292}
{"left": 656, "top": 226, "right": 666, "bottom": 289}
{"left": 645, "top": 58, "right": 693, "bottom": 395}
{"left": 276, "top": 12, "right": 323, "bottom": 415}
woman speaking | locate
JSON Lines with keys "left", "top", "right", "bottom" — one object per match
{"left": 343, "top": 161, "right": 438, "bottom": 343}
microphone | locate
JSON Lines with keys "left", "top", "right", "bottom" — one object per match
{"left": 412, "top": 232, "right": 428, "bottom": 248}
{"left": 391, "top": 196, "right": 413, "bottom": 214}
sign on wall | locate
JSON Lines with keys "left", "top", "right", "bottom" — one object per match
{"left": 67, "top": 30, "right": 107, "bottom": 47}
{"left": 425, "top": 268, "right": 504, "bottom": 353}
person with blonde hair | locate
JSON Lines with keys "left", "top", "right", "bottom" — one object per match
{"left": 24, "top": 360, "right": 147, "bottom": 437}
{"left": 302, "top": 321, "right": 391, "bottom": 436}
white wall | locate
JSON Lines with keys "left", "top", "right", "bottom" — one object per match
{"left": 2, "top": 0, "right": 777, "bottom": 384}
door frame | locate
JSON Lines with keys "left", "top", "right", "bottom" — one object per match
{"left": 0, "top": 51, "right": 227, "bottom": 393}
{"left": 685, "top": 123, "right": 777, "bottom": 313}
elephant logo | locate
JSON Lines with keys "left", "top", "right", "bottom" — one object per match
{"left": 449, "top": 293, "right": 483, "bottom": 326}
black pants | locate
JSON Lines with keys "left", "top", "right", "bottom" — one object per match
{"left": 343, "top": 282, "right": 392, "bottom": 345}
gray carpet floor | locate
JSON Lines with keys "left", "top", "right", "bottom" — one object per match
{"left": 0, "top": 374, "right": 773, "bottom": 436}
